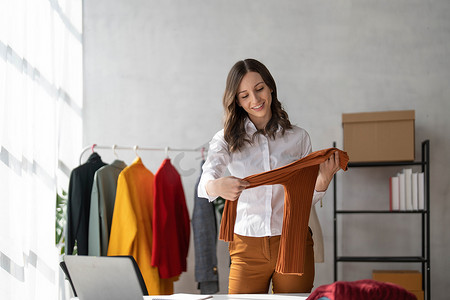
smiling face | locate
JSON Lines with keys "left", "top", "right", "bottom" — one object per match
{"left": 236, "top": 71, "right": 273, "bottom": 130}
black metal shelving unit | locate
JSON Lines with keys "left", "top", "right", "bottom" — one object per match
{"left": 333, "top": 140, "right": 430, "bottom": 300}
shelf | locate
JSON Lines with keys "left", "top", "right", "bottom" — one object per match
{"left": 348, "top": 161, "right": 424, "bottom": 168}
{"left": 334, "top": 140, "right": 430, "bottom": 299}
{"left": 337, "top": 256, "right": 427, "bottom": 263}
{"left": 336, "top": 210, "right": 426, "bottom": 214}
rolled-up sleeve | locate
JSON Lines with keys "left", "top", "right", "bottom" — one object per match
{"left": 312, "top": 190, "right": 326, "bottom": 206}
{"left": 198, "top": 130, "right": 231, "bottom": 202}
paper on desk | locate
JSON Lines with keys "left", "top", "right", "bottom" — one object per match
{"left": 151, "top": 293, "right": 212, "bottom": 300}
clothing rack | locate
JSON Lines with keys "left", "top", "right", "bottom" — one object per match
{"left": 79, "top": 144, "right": 206, "bottom": 165}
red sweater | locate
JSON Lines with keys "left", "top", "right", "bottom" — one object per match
{"left": 307, "top": 279, "right": 418, "bottom": 300}
{"left": 152, "top": 159, "right": 190, "bottom": 278}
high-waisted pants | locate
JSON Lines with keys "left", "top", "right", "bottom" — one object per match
{"left": 228, "top": 229, "right": 314, "bottom": 294}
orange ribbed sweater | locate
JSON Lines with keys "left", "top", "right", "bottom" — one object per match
{"left": 219, "top": 148, "right": 349, "bottom": 275}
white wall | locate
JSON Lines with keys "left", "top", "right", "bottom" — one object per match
{"left": 83, "top": 0, "right": 450, "bottom": 298}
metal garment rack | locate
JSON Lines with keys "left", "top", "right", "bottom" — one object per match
{"left": 79, "top": 144, "right": 206, "bottom": 165}
{"left": 333, "top": 140, "right": 430, "bottom": 300}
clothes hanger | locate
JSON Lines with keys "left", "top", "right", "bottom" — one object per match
{"left": 133, "top": 145, "right": 139, "bottom": 157}
{"left": 165, "top": 146, "right": 169, "bottom": 159}
{"left": 112, "top": 144, "right": 119, "bottom": 159}
{"left": 91, "top": 144, "right": 97, "bottom": 153}
{"left": 201, "top": 147, "right": 205, "bottom": 161}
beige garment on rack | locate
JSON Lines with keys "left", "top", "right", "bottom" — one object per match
{"left": 309, "top": 206, "right": 324, "bottom": 263}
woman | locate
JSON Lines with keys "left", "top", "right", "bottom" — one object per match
{"left": 198, "top": 58, "right": 340, "bottom": 294}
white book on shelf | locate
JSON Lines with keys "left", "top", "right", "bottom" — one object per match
{"left": 404, "top": 168, "right": 413, "bottom": 210}
{"left": 398, "top": 172, "right": 406, "bottom": 211}
{"left": 412, "top": 172, "right": 418, "bottom": 210}
{"left": 418, "top": 172, "right": 425, "bottom": 210}
{"left": 390, "top": 176, "right": 400, "bottom": 211}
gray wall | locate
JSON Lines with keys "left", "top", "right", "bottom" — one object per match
{"left": 83, "top": 0, "right": 450, "bottom": 298}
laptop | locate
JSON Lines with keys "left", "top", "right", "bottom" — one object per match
{"left": 64, "top": 255, "right": 144, "bottom": 300}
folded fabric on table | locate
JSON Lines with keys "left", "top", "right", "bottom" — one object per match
{"left": 307, "top": 279, "right": 417, "bottom": 300}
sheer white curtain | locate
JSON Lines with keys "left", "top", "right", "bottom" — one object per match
{"left": 0, "top": 0, "right": 82, "bottom": 299}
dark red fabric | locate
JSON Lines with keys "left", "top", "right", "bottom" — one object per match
{"left": 152, "top": 159, "right": 190, "bottom": 278}
{"left": 307, "top": 279, "right": 417, "bottom": 300}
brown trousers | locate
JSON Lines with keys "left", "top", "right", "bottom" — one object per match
{"left": 228, "top": 229, "right": 315, "bottom": 294}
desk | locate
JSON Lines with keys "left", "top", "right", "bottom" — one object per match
{"left": 146, "top": 294, "right": 309, "bottom": 300}
{"left": 72, "top": 294, "right": 309, "bottom": 300}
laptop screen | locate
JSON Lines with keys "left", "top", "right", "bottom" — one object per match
{"left": 64, "top": 255, "right": 144, "bottom": 300}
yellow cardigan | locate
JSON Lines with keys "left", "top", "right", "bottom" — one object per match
{"left": 108, "top": 157, "right": 175, "bottom": 295}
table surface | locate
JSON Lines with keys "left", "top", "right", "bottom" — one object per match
{"left": 72, "top": 293, "right": 310, "bottom": 300}
{"left": 148, "top": 294, "right": 309, "bottom": 300}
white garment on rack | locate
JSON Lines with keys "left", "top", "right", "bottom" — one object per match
{"left": 309, "top": 205, "right": 324, "bottom": 263}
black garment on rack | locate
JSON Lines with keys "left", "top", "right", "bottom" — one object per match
{"left": 192, "top": 161, "right": 219, "bottom": 294}
{"left": 66, "top": 152, "right": 106, "bottom": 255}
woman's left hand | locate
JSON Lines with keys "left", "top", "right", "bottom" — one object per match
{"left": 315, "top": 151, "right": 341, "bottom": 192}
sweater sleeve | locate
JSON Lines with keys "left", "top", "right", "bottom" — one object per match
{"left": 300, "top": 131, "right": 327, "bottom": 206}
{"left": 88, "top": 172, "right": 101, "bottom": 256}
{"left": 66, "top": 170, "right": 78, "bottom": 255}
{"left": 107, "top": 173, "right": 137, "bottom": 256}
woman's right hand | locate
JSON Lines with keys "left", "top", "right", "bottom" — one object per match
{"left": 205, "top": 176, "right": 250, "bottom": 201}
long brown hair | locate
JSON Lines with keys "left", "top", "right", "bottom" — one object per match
{"left": 223, "top": 58, "right": 292, "bottom": 152}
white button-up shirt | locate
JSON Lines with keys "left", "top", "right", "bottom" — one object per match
{"left": 198, "top": 118, "right": 325, "bottom": 237}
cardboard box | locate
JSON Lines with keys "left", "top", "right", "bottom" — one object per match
{"left": 409, "top": 290, "right": 424, "bottom": 300}
{"left": 342, "top": 110, "right": 415, "bottom": 162}
{"left": 372, "top": 270, "right": 422, "bottom": 291}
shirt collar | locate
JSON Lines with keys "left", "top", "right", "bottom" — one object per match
{"left": 244, "top": 118, "right": 258, "bottom": 134}
{"left": 87, "top": 152, "right": 102, "bottom": 163}
{"left": 132, "top": 156, "right": 143, "bottom": 165}
{"left": 244, "top": 117, "right": 283, "bottom": 134}
{"left": 110, "top": 159, "right": 127, "bottom": 169}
